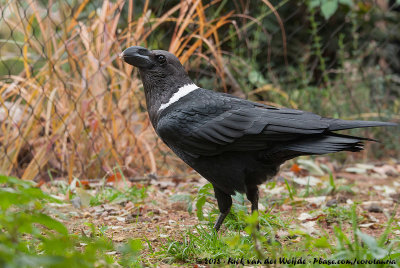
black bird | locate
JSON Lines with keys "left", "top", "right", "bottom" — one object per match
{"left": 120, "top": 46, "right": 396, "bottom": 231}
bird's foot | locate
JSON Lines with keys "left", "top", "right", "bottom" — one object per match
{"left": 213, "top": 212, "right": 229, "bottom": 232}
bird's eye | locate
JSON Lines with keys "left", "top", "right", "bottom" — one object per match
{"left": 156, "top": 55, "right": 166, "bottom": 64}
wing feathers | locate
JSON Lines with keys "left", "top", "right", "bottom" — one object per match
{"left": 327, "top": 119, "right": 397, "bottom": 131}
{"left": 157, "top": 90, "right": 396, "bottom": 157}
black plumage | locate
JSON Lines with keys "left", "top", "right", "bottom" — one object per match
{"left": 120, "top": 46, "right": 397, "bottom": 231}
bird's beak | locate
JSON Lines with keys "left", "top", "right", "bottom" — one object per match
{"left": 120, "top": 46, "right": 154, "bottom": 69}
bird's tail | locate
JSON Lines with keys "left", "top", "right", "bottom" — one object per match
{"left": 263, "top": 120, "right": 397, "bottom": 162}
{"left": 268, "top": 119, "right": 397, "bottom": 160}
{"left": 326, "top": 118, "right": 397, "bottom": 131}
{"left": 281, "top": 134, "right": 364, "bottom": 155}
{"left": 285, "top": 118, "right": 398, "bottom": 155}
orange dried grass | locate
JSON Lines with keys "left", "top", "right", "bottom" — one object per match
{"left": 0, "top": 0, "right": 286, "bottom": 181}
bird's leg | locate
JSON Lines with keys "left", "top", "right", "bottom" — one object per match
{"left": 246, "top": 185, "right": 259, "bottom": 229}
{"left": 246, "top": 185, "right": 259, "bottom": 213}
{"left": 213, "top": 187, "right": 232, "bottom": 232}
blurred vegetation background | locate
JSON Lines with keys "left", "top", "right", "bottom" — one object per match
{"left": 0, "top": 0, "right": 399, "bottom": 182}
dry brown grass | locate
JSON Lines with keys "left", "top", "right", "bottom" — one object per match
{"left": 0, "top": 0, "right": 286, "bottom": 182}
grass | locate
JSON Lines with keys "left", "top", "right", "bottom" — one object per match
{"left": 155, "top": 184, "right": 399, "bottom": 267}
{"left": 89, "top": 184, "right": 147, "bottom": 207}
{"left": 154, "top": 207, "right": 398, "bottom": 267}
{"left": 0, "top": 174, "right": 142, "bottom": 267}
{"left": 1, "top": 166, "right": 400, "bottom": 267}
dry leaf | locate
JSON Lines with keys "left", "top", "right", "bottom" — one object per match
{"left": 372, "top": 185, "right": 396, "bottom": 196}
{"left": 265, "top": 186, "right": 285, "bottom": 195}
{"left": 304, "top": 196, "right": 326, "bottom": 208}
{"left": 359, "top": 223, "right": 379, "bottom": 229}
{"left": 290, "top": 164, "right": 302, "bottom": 174}
{"left": 75, "top": 187, "right": 92, "bottom": 208}
{"left": 276, "top": 229, "right": 290, "bottom": 238}
{"left": 297, "top": 159, "right": 325, "bottom": 176}
{"left": 292, "top": 176, "right": 321, "bottom": 186}
{"left": 298, "top": 212, "right": 314, "bottom": 221}
{"left": 300, "top": 221, "right": 319, "bottom": 235}
{"left": 373, "top": 165, "right": 399, "bottom": 177}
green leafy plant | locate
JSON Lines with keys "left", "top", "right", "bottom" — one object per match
{"left": 195, "top": 183, "right": 214, "bottom": 221}
{"left": 90, "top": 185, "right": 147, "bottom": 206}
{"left": 0, "top": 175, "right": 142, "bottom": 267}
{"left": 308, "top": 0, "right": 354, "bottom": 20}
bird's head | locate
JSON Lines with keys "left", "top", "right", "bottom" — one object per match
{"left": 120, "top": 46, "right": 194, "bottom": 124}
{"left": 119, "top": 46, "right": 192, "bottom": 85}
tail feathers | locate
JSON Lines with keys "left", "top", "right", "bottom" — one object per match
{"left": 327, "top": 119, "right": 397, "bottom": 131}
{"left": 328, "top": 132, "right": 378, "bottom": 142}
{"left": 269, "top": 119, "right": 397, "bottom": 159}
{"left": 282, "top": 135, "right": 364, "bottom": 155}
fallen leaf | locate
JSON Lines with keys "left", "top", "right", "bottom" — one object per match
{"left": 116, "top": 216, "right": 125, "bottom": 222}
{"left": 372, "top": 165, "right": 399, "bottom": 177}
{"left": 345, "top": 167, "right": 368, "bottom": 174}
{"left": 107, "top": 172, "right": 122, "bottom": 182}
{"left": 290, "top": 164, "right": 302, "bottom": 174}
{"left": 276, "top": 230, "right": 290, "bottom": 238}
{"left": 36, "top": 179, "right": 46, "bottom": 188}
{"left": 367, "top": 214, "right": 379, "bottom": 222}
{"left": 83, "top": 212, "right": 91, "bottom": 218}
{"left": 76, "top": 187, "right": 92, "bottom": 208}
{"left": 293, "top": 176, "right": 321, "bottom": 186}
{"left": 297, "top": 159, "right": 325, "bottom": 176}
{"left": 300, "top": 221, "right": 319, "bottom": 235}
{"left": 370, "top": 173, "right": 387, "bottom": 179}
{"left": 355, "top": 163, "right": 375, "bottom": 169}
{"left": 152, "top": 180, "right": 175, "bottom": 189}
{"left": 114, "top": 236, "right": 126, "bottom": 242}
{"left": 298, "top": 212, "right": 313, "bottom": 221}
{"left": 265, "top": 186, "right": 285, "bottom": 195}
{"left": 304, "top": 196, "right": 326, "bottom": 208}
{"left": 372, "top": 185, "right": 396, "bottom": 196}
{"left": 298, "top": 211, "right": 325, "bottom": 222}
{"left": 359, "top": 223, "right": 379, "bottom": 229}
{"left": 281, "top": 204, "right": 292, "bottom": 211}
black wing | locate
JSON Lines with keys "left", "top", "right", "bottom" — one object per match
{"left": 157, "top": 89, "right": 395, "bottom": 157}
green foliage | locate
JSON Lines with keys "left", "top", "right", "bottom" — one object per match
{"left": 160, "top": 199, "right": 399, "bottom": 266}
{"left": 320, "top": 205, "right": 356, "bottom": 224}
{"left": 329, "top": 205, "right": 399, "bottom": 266}
{"left": 158, "top": 176, "right": 399, "bottom": 265}
{"left": 309, "top": 0, "right": 353, "bottom": 20}
{"left": 0, "top": 175, "right": 142, "bottom": 267}
{"left": 119, "top": 239, "right": 143, "bottom": 268}
{"left": 90, "top": 185, "right": 147, "bottom": 206}
{"left": 195, "top": 183, "right": 214, "bottom": 221}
